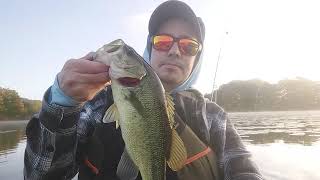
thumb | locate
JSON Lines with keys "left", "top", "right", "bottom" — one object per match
{"left": 80, "top": 51, "right": 96, "bottom": 61}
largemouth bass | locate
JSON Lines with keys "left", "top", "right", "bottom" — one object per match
{"left": 94, "top": 39, "right": 187, "bottom": 180}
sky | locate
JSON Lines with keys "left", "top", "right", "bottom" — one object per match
{"left": 0, "top": 0, "right": 319, "bottom": 100}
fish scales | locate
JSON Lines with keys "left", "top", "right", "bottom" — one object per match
{"left": 95, "top": 39, "right": 173, "bottom": 180}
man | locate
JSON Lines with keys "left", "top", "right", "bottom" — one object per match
{"left": 24, "top": 1, "right": 264, "bottom": 180}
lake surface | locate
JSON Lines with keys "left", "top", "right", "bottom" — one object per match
{"left": 229, "top": 111, "right": 320, "bottom": 180}
{"left": 0, "top": 111, "right": 320, "bottom": 179}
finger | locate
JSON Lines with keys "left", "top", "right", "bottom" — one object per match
{"left": 86, "top": 82, "right": 110, "bottom": 92}
{"left": 70, "top": 81, "right": 110, "bottom": 102}
{"left": 72, "top": 59, "right": 110, "bottom": 74}
{"left": 105, "top": 80, "right": 112, "bottom": 86}
{"left": 85, "top": 79, "right": 112, "bottom": 91}
{"left": 75, "top": 71, "right": 110, "bottom": 84}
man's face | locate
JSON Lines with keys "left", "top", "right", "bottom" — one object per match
{"left": 150, "top": 18, "right": 199, "bottom": 91}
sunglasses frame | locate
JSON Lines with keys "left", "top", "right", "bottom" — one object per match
{"left": 151, "top": 34, "right": 202, "bottom": 56}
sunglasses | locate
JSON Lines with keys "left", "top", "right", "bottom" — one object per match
{"left": 152, "top": 34, "right": 201, "bottom": 56}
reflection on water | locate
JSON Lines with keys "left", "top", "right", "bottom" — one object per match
{"left": 0, "top": 111, "right": 320, "bottom": 180}
{"left": 229, "top": 110, "right": 320, "bottom": 145}
{"left": 0, "top": 121, "right": 27, "bottom": 154}
{"left": 228, "top": 111, "right": 320, "bottom": 180}
{"left": 248, "top": 143, "right": 320, "bottom": 180}
{"left": 0, "top": 121, "right": 27, "bottom": 180}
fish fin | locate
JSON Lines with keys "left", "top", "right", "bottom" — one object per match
{"left": 116, "top": 148, "right": 139, "bottom": 180}
{"left": 102, "top": 103, "right": 120, "bottom": 128}
{"left": 165, "top": 92, "right": 175, "bottom": 129}
{"left": 167, "top": 129, "right": 187, "bottom": 171}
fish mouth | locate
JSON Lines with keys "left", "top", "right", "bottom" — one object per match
{"left": 118, "top": 77, "right": 141, "bottom": 87}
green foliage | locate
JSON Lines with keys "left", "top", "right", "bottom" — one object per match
{"left": 0, "top": 87, "right": 41, "bottom": 120}
{"left": 205, "top": 78, "right": 320, "bottom": 112}
{"left": 0, "top": 92, "right": 4, "bottom": 113}
{"left": 22, "top": 98, "right": 42, "bottom": 116}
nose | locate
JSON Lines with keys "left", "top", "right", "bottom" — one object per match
{"left": 168, "top": 42, "right": 181, "bottom": 58}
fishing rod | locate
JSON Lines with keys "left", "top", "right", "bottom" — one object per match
{"left": 210, "top": 31, "right": 228, "bottom": 102}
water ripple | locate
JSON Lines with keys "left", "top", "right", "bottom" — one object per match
{"left": 229, "top": 110, "right": 320, "bottom": 145}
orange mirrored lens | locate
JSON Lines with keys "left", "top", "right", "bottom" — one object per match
{"left": 179, "top": 39, "right": 200, "bottom": 56}
{"left": 153, "top": 35, "right": 173, "bottom": 51}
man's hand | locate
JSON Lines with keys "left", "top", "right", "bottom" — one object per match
{"left": 57, "top": 52, "right": 111, "bottom": 103}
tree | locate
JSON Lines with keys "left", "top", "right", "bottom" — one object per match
{"left": 23, "top": 99, "right": 42, "bottom": 116}
{"left": 2, "top": 89, "right": 25, "bottom": 117}
{"left": 0, "top": 88, "right": 5, "bottom": 113}
{"left": 205, "top": 78, "right": 320, "bottom": 112}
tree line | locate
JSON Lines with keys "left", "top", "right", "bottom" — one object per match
{"left": 0, "top": 87, "right": 41, "bottom": 120}
{"left": 1, "top": 77, "right": 319, "bottom": 120}
{"left": 205, "top": 77, "right": 320, "bottom": 112}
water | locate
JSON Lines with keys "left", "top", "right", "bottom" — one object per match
{"left": 0, "top": 111, "right": 320, "bottom": 179}
{"left": 0, "top": 121, "right": 27, "bottom": 180}
{"left": 229, "top": 111, "right": 320, "bottom": 180}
